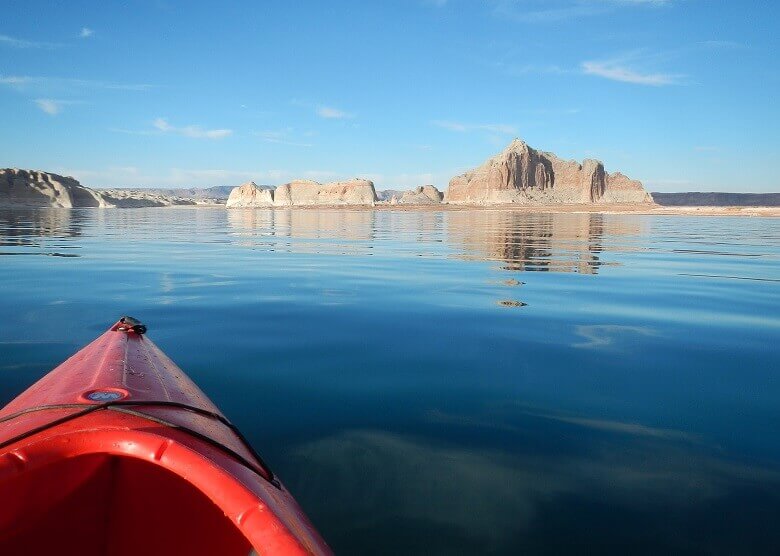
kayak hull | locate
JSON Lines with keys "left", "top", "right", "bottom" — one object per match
{"left": 0, "top": 320, "right": 331, "bottom": 555}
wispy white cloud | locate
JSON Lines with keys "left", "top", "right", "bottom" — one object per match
{"left": 433, "top": 120, "right": 468, "bottom": 132}
{"left": 0, "top": 75, "right": 33, "bottom": 87}
{"left": 253, "top": 128, "right": 313, "bottom": 147}
{"left": 492, "top": 0, "right": 673, "bottom": 22}
{"left": 521, "top": 107, "right": 580, "bottom": 115}
{"left": 491, "top": 62, "right": 569, "bottom": 77}
{"left": 108, "top": 127, "right": 159, "bottom": 136}
{"left": 79, "top": 27, "right": 94, "bottom": 38}
{"left": 316, "top": 106, "right": 353, "bottom": 119}
{"left": 153, "top": 118, "right": 232, "bottom": 139}
{"left": 581, "top": 59, "right": 681, "bottom": 85}
{"left": 698, "top": 40, "right": 745, "bottom": 50}
{"left": 34, "top": 99, "right": 72, "bottom": 115}
{"left": 291, "top": 99, "right": 355, "bottom": 120}
{"left": 0, "top": 74, "right": 154, "bottom": 93}
{"left": 0, "top": 34, "right": 61, "bottom": 48}
{"left": 432, "top": 120, "right": 517, "bottom": 134}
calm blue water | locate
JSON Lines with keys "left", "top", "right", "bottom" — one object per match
{"left": 1, "top": 207, "right": 779, "bottom": 554}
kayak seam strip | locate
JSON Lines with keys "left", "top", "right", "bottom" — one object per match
{"left": 137, "top": 336, "right": 172, "bottom": 402}
{"left": 0, "top": 401, "right": 280, "bottom": 489}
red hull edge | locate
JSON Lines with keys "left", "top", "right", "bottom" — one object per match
{"left": 0, "top": 319, "right": 332, "bottom": 556}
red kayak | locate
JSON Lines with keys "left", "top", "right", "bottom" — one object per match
{"left": 0, "top": 317, "right": 331, "bottom": 555}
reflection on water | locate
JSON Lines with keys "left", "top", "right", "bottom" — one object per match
{"left": 2, "top": 208, "right": 644, "bottom": 273}
{"left": 446, "top": 211, "right": 640, "bottom": 273}
{"left": 0, "top": 209, "right": 85, "bottom": 254}
{"left": 226, "top": 209, "right": 643, "bottom": 273}
{"left": 1, "top": 207, "right": 779, "bottom": 554}
{"left": 285, "top": 422, "right": 779, "bottom": 554}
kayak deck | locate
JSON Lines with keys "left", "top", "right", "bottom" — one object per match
{"left": 0, "top": 319, "right": 330, "bottom": 555}
{"left": 1, "top": 452, "right": 252, "bottom": 555}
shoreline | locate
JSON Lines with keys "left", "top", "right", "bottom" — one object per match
{"left": 2, "top": 203, "right": 779, "bottom": 217}
{"left": 218, "top": 203, "right": 780, "bottom": 217}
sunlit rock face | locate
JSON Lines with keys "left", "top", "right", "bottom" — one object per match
{"left": 603, "top": 172, "right": 654, "bottom": 203}
{"left": 399, "top": 185, "right": 443, "bottom": 205}
{"left": 446, "top": 139, "right": 653, "bottom": 205}
{"left": 225, "top": 181, "right": 274, "bottom": 207}
{"left": 273, "top": 179, "right": 377, "bottom": 206}
{"left": 227, "top": 178, "right": 376, "bottom": 207}
{"left": 0, "top": 169, "right": 111, "bottom": 208}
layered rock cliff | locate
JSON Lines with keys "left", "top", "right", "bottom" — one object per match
{"left": 274, "top": 179, "right": 376, "bottom": 206}
{"left": 226, "top": 178, "right": 377, "bottom": 207}
{"left": 399, "top": 185, "right": 443, "bottom": 205}
{"left": 0, "top": 169, "right": 111, "bottom": 208}
{"left": 447, "top": 139, "right": 653, "bottom": 204}
{"left": 226, "top": 181, "right": 274, "bottom": 207}
{"left": 101, "top": 186, "right": 232, "bottom": 205}
{"left": 97, "top": 190, "right": 208, "bottom": 207}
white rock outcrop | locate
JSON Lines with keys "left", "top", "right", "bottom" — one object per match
{"left": 227, "top": 178, "right": 377, "bottom": 207}
{"left": 447, "top": 139, "right": 653, "bottom": 205}
{"left": 399, "top": 185, "right": 444, "bottom": 205}
{"left": 0, "top": 169, "right": 111, "bottom": 207}
{"left": 273, "top": 179, "right": 377, "bottom": 206}
{"left": 226, "top": 181, "right": 274, "bottom": 207}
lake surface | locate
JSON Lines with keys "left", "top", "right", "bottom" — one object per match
{"left": 1, "top": 207, "right": 779, "bottom": 554}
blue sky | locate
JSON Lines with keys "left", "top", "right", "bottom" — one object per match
{"left": 1, "top": 0, "right": 778, "bottom": 192}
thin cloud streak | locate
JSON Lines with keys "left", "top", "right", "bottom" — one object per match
{"left": 253, "top": 130, "right": 313, "bottom": 147}
{"left": 0, "top": 75, "right": 154, "bottom": 93}
{"left": 291, "top": 99, "right": 355, "bottom": 120}
{"left": 34, "top": 99, "right": 65, "bottom": 115}
{"left": 581, "top": 60, "right": 680, "bottom": 85}
{"left": 153, "top": 118, "right": 232, "bottom": 139}
{"left": 0, "top": 76, "right": 33, "bottom": 86}
{"left": 79, "top": 27, "right": 94, "bottom": 38}
{"left": 492, "top": 0, "right": 674, "bottom": 22}
{"left": 317, "top": 106, "right": 353, "bottom": 119}
{"left": 0, "top": 34, "right": 61, "bottom": 48}
{"left": 432, "top": 120, "right": 517, "bottom": 134}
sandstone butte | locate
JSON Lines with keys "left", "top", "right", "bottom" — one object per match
{"left": 4, "top": 140, "right": 653, "bottom": 209}
{"left": 226, "top": 179, "right": 378, "bottom": 207}
{"left": 398, "top": 185, "right": 444, "bottom": 205}
{"left": 225, "top": 181, "right": 274, "bottom": 208}
{"left": 446, "top": 138, "right": 653, "bottom": 205}
{"left": 0, "top": 169, "right": 111, "bottom": 208}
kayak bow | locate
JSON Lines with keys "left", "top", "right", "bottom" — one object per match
{"left": 0, "top": 318, "right": 331, "bottom": 555}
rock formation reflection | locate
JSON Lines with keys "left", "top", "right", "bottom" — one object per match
{"left": 446, "top": 211, "right": 643, "bottom": 274}
{"left": 227, "top": 208, "right": 448, "bottom": 257}
{"left": 226, "top": 208, "right": 645, "bottom": 274}
{"left": 0, "top": 208, "right": 86, "bottom": 255}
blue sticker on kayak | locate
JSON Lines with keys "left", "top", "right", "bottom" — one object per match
{"left": 86, "top": 391, "right": 124, "bottom": 401}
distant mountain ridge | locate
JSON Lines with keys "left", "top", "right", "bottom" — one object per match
{"left": 652, "top": 192, "right": 780, "bottom": 207}
{"left": 105, "top": 186, "right": 239, "bottom": 200}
